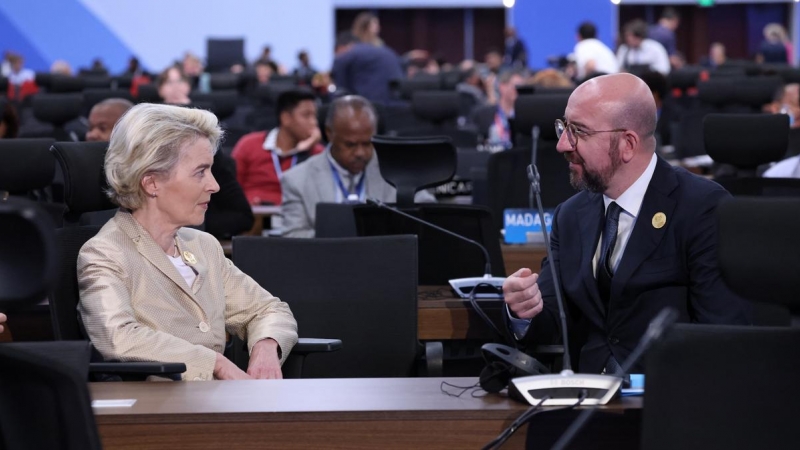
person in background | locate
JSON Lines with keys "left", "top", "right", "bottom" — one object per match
{"left": 703, "top": 42, "right": 727, "bottom": 69}
{"left": 530, "top": 69, "right": 574, "bottom": 89}
{"left": 0, "top": 312, "right": 6, "bottom": 334}
{"left": 617, "top": 19, "right": 671, "bottom": 75}
{"left": 232, "top": 89, "right": 323, "bottom": 206}
{"left": 504, "top": 27, "right": 528, "bottom": 69}
{"left": 294, "top": 51, "right": 317, "bottom": 83}
{"left": 484, "top": 49, "right": 504, "bottom": 76}
{"left": 158, "top": 66, "right": 192, "bottom": 105}
{"left": 763, "top": 83, "right": 800, "bottom": 128}
{"left": 50, "top": 60, "right": 73, "bottom": 76}
{"left": 456, "top": 66, "right": 488, "bottom": 105}
{"left": 5, "top": 53, "right": 34, "bottom": 86}
{"left": 0, "top": 100, "right": 20, "bottom": 139}
{"left": 182, "top": 52, "right": 204, "bottom": 78}
{"left": 573, "top": 21, "right": 619, "bottom": 81}
{"left": 78, "top": 103, "right": 297, "bottom": 381}
{"left": 331, "top": 32, "right": 403, "bottom": 104}
{"left": 648, "top": 7, "right": 681, "bottom": 68}
{"left": 280, "top": 95, "right": 434, "bottom": 238}
{"left": 503, "top": 73, "right": 751, "bottom": 374}
{"left": 486, "top": 71, "right": 524, "bottom": 149}
{"left": 757, "top": 23, "right": 790, "bottom": 64}
{"left": 86, "top": 98, "right": 134, "bottom": 142}
{"left": 352, "top": 11, "right": 383, "bottom": 47}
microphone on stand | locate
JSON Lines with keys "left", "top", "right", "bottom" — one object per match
{"left": 506, "top": 165, "right": 622, "bottom": 406}
{"left": 528, "top": 126, "right": 540, "bottom": 209}
{"left": 366, "top": 198, "right": 505, "bottom": 299}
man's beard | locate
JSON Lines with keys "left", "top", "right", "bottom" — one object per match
{"left": 567, "top": 137, "right": 622, "bottom": 193}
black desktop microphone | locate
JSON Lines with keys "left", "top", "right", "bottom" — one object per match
{"left": 551, "top": 307, "right": 679, "bottom": 450}
{"left": 528, "top": 126, "right": 540, "bottom": 209}
{"left": 365, "top": 198, "right": 505, "bottom": 299}
{"left": 505, "top": 165, "right": 624, "bottom": 406}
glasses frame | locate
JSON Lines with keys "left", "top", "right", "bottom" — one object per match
{"left": 555, "top": 119, "right": 627, "bottom": 148}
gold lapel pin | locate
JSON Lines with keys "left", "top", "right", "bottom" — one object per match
{"left": 652, "top": 212, "right": 667, "bottom": 229}
{"left": 182, "top": 251, "right": 197, "bottom": 265}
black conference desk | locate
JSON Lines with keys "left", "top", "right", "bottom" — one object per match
{"left": 90, "top": 377, "right": 642, "bottom": 450}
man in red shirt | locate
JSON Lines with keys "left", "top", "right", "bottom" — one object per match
{"left": 232, "top": 90, "right": 323, "bottom": 205}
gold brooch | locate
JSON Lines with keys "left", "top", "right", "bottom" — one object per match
{"left": 652, "top": 212, "right": 666, "bottom": 229}
{"left": 183, "top": 251, "right": 197, "bottom": 265}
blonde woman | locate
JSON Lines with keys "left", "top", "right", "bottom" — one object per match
{"left": 78, "top": 103, "right": 297, "bottom": 381}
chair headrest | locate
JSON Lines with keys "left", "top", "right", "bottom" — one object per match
{"left": 372, "top": 135, "right": 456, "bottom": 207}
{"left": 189, "top": 92, "right": 238, "bottom": 120}
{"left": 397, "top": 76, "right": 442, "bottom": 100}
{"left": 0, "top": 138, "right": 57, "bottom": 191}
{"left": 0, "top": 197, "right": 58, "bottom": 310}
{"left": 32, "top": 93, "right": 83, "bottom": 126}
{"left": 411, "top": 91, "right": 460, "bottom": 123}
{"left": 704, "top": 114, "right": 788, "bottom": 168}
{"left": 210, "top": 73, "right": 242, "bottom": 91}
{"left": 668, "top": 67, "right": 702, "bottom": 89}
{"left": 698, "top": 79, "right": 739, "bottom": 106}
{"left": 49, "top": 141, "right": 115, "bottom": 215}
{"left": 81, "top": 76, "right": 112, "bottom": 89}
{"left": 718, "top": 197, "right": 800, "bottom": 312}
{"left": 735, "top": 76, "right": 783, "bottom": 107}
{"left": 49, "top": 75, "right": 85, "bottom": 93}
{"left": 136, "top": 84, "right": 162, "bottom": 103}
{"left": 514, "top": 94, "right": 570, "bottom": 140}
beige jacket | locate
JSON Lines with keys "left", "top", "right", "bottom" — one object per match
{"left": 77, "top": 211, "right": 298, "bottom": 381}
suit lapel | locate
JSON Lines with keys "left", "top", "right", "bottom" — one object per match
{"left": 115, "top": 212, "right": 202, "bottom": 304}
{"left": 577, "top": 193, "right": 607, "bottom": 317}
{"left": 610, "top": 158, "right": 678, "bottom": 304}
{"left": 311, "top": 153, "right": 335, "bottom": 204}
{"left": 176, "top": 231, "right": 208, "bottom": 296}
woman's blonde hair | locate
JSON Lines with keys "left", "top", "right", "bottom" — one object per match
{"left": 104, "top": 103, "right": 222, "bottom": 210}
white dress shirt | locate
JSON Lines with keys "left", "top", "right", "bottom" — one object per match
{"left": 763, "top": 156, "right": 800, "bottom": 178}
{"left": 573, "top": 38, "right": 619, "bottom": 79}
{"left": 616, "top": 39, "right": 671, "bottom": 75}
{"left": 326, "top": 150, "right": 366, "bottom": 203}
{"left": 509, "top": 153, "right": 658, "bottom": 338}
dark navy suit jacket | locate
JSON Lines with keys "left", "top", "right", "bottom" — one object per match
{"left": 331, "top": 44, "right": 403, "bottom": 105}
{"left": 520, "top": 156, "right": 752, "bottom": 373}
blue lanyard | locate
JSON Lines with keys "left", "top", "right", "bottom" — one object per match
{"left": 328, "top": 160, "right": 365, "bottom": 202}
{"left": 271, "top": 151, "right": 297, "bottom": 178}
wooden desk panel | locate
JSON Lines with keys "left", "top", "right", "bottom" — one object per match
{"left": 501, "top": 243, "right": 547, "bottom": 276}
{"left": 418, "top": 287, "right": 503, "bottom": 341}
{"left": 90, "top": 378, "right": 641, "bottom": 450}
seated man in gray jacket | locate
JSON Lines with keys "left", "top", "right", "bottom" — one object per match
{"left": 280, "top": 95, "right": 435, "bottom": 237}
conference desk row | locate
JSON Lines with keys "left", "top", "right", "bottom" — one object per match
{"left": 90, "top": 377, "right": 642, "bottom": 450}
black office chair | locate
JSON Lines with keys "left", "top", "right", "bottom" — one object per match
{"left": 49, "top": 75, "right": 85, "bottom": 94}
{"left": 209, "top": 72, "right": 242, "bottom": 92}
{"left": 372, "top": 135, "right": 456, "bottom": 207}
{"left": 407, "top": 91, "right": 479, "bottom": 146}
{"left": 82, "top": 88, "right": 134, "bottom": 116}
{"left": 0, "top": 198, "right": 101, "bottom": 450}
{"left": 136, "top": 83, "right": 161, "bottom": 103}
{"left": 190, "top": 91, "right": 238, "bottom": 121}
{"left": 28, "top": 93, "right": 84, "bottom": 141}
{"left": 0, "top": 138, "right": 64, "bottom": 224}
{"left": 642, "top": 324, "right": 800, "bottom": 450}
{"left": 395, "top": 74, "right": 442, "bottom": 100}
{"left": 485, "top": 94, "right": 573, "bottom": 231}
{"left": 206, "top": 38, "right": 245, "bottom": 73}
{"left": 717, "top": 197, "right": 800, "bottom": 324}
{"left": 232, "top": 235, "right": 442, "bottom": 378}
{"left": 704, "top": 113, "right": 800, "bottom": 195}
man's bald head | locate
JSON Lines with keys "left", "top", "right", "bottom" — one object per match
{"left": 86, "top": 98, "right": 133, "bottom": 142}
{"left": 573, "top": 73, "right": 658, "bottom": 152}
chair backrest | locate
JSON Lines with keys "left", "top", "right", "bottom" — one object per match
{"left": 514, "top": 94, "right": 569, "bottom": 142}
{"left": 0, "top": 198, "right": 58, "bottom": 311}
{"left": 190, "top": 91, "right": 238, "bottom": 121}
{"left": 49, "top": 141, "right": 115, "bottom": 223}
{"left": 704, "top": 113, "right": 789, "bottom": 172}
{"left": 717, "top": 197, "right": 800, "bottom": 317}
{"left": 51, "top": 226, "right": 103, "bottom": 340}
{"left": 136, "top": 83, "right": 161, "bottom": 103}
{"left": 49, "top": 75, "right": 85, "bottom": 94}
{"left": 411, "top": 90, "right": 460, "bottom": 126}
{"left": 352, "top": 203, "right": 505, "bottom": 283}
{"left": 642, "top": 324, "right": 800, "bottom": 450}
{"left": 314, "top": 202, "right": 358, "bottom": 238}
{"left": 232, "top": 235, "right": 420, "bottom": 378}
{"left": 396, "top": 75, "right": 442, "bottom": 100}
{"left": 206, "top": 38, "right": 245, "bottom": 73}
{"left": 0, "top": 138, "right": 57, "bottom": 193}
{"left": 668, "top": 67, "right": 702, "bottom": 91}
{"left": 372, "top": 135, "right": 456, "bottom": 207}
{"left": 32, "top": 93, "right": 83, "bottom": 127}
{"left": 0, "top": 341, "right": 102, "bottom": 450}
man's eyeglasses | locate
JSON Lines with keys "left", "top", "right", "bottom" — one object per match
{"left": 555, "top": 119, "right": 627, "bottom": 148}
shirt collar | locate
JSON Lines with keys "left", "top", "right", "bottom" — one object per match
{"left": 603, "top": 153, "right": 658, "bottom": 217}
{"left": 262, "top": 128, "right": 282, "bottom": 153}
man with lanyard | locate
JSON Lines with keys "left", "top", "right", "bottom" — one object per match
{"left": 280, "top": 95, "right": 435, "bottom": 238}
{"left": 486, "top": 71, "right": 524, "bottom": 150}
{"left": 232, "top": 90, "right": 323, "bottom": 205}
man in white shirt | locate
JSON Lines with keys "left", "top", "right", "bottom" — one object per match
{"left": 573, "top": 21, "right": 619, "bottom": 80}
{"left": 616, "top": 19, "right": 671, "bottom": 75}
{"left": 502, "top": 73, "right": 751, "bottom": 374}
{"left": 763, "top": 156, "right": 800, "bottom": 178}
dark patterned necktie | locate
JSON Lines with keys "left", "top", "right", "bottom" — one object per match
{"left": 597, "top": 202, "right": 622, "bottom": 306}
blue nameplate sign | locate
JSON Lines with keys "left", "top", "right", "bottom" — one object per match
{"left": 503, "top": 208, "right": 553, "bottom": 244}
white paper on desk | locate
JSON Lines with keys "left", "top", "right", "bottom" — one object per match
{"left": 91, "top": 399, "right": 137, "bottom": 408}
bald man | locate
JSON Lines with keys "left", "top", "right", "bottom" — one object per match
{"left": 0, "top": 312, "right": 6, "bottom": 334}
{"left": 86, "top": 98, "right": 133, "bottom": 142}
{"left": 503, "top": 73, "right": 751, "bottom": 374}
